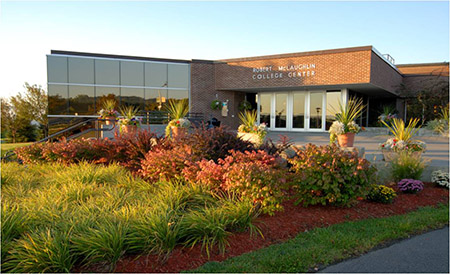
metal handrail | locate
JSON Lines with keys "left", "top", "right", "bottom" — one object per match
{"left": 37, "top": 118, "right": 116, "bottom": 143}
{"left": 1, "top": 118, "right": 117, "bottom": 161}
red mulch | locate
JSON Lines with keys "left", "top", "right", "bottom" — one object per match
{"left": 109, "top": 184, "right": 448, "bottom": 273}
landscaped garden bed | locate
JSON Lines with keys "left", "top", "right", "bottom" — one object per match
{"left": 114, "top": 186, "right": 448, "bottom": 273}
{"left": 3, "top": 105, "right": 449, "bottom": 273}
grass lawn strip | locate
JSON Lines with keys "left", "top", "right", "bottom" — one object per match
{"left": 189, "top": 204, "right": 449, "bottom": 273}
{"left": 0, "top": 142, "right": 32, "bottom": 157}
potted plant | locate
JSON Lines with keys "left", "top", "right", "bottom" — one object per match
{"left": 165, "top": 99, "right": 190, "bottom": 139}
{"left": 211, "top": 99, "right": 222, "bottom": 110}
{"left": 238, "top": 100, "right": 252, "bottom": 111}
{"left": 237, "top": 110, "right": 268, "bottom": 146}
{"left": 118, "top": 106, "right": 141, "bottom": 134}
{"left": 378, "top": 105, "right": 397, "bottom": 127}
{"left": 379, "top": 118, "right": 426, "bottom": 161}
{"left": 329, "top": 97, "right": 365, "bottom": 147}
{"left": 98, "top": 99, "right": 119, "bottom": 125}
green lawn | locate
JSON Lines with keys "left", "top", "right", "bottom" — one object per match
{"left": 1, "top": 142, "right": 32, "bottom": 157}
{"left": 189, "top": 204, "right": 449, "bottom": 273}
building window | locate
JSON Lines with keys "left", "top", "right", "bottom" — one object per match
{"left": 48, "top": 84, "right": 68, "bottom": 115}
{"left": 95, "top": 59, "right": 120, "bottom": 85}
{"left": 145, "top": 63, "right": 167, "bottom": 88}
{"left": 120, "top": 61, "right": 144, "bottom": 87}
{"left": 326, "top": 91, "right": 342, "bottom": 130}
{"left": 68, "top": 86, "right": 95, "bottom": 115}
{"left": 47, "top": 56, "right": 68, "bottom": 83}
{"left": 68, "top": 58, "right": 94, "bottom": 84}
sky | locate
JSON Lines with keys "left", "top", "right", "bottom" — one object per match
{"left": 0, "top": 1, "right": 449, "bottom": 98}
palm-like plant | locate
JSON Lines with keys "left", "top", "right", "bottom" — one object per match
{"left": 334, "top": 96, "right": 365, "bottom": 125}
{"left": 103, "top": 99, "right": 117, "bottom": 112}
{"left": 119, "top": 105, "right": 139, "bottom": 120}
{"left": 165, "top": 99, "right": 189, "bottom": 120}
{"left": 381, "top": 118, "right": 420, "bottom": 142}
{"left": 238, "top": 110, "right": 257, "bottom": 129}
{"left": 439, "top": 104, "right": 449, "bottom": 123}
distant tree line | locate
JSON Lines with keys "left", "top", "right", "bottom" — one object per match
{"left": 1, "top": 83, "right": 48, "bottom": 143}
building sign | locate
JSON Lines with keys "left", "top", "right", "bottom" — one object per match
{"left": 252, "top": 64, "right": 316, "bottom": 80}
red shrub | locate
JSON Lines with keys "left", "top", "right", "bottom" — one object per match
{"left": 15, "top": 143, "right": 45, "bottom": 164}
{"left": 182, "top": 150, "right": 288, "bottom": 215}
{"left": 182, "top": 159, "right": 225, "bottom": 190}
{"left": 139, "top": 144, "right": 194, "bottom": 182}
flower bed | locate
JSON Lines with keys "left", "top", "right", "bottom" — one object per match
{"left": 113, "top": 183, "right": 448, "bottom": 273}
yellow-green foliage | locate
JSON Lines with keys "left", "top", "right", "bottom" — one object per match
{"left": 1, "top": 162, "right": 260, "bottom": 273}
{"left": 367, "top": 184, "right": 397, "bottom": 204}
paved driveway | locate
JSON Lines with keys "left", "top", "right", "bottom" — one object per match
{"left": 320, "top": 226, "right": 449, "bottom": 273}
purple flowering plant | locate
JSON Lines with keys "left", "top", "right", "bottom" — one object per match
{"left": 397, "top": 179, "right": 424, "bottom": 194}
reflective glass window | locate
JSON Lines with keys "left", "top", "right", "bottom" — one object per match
{"left": 275, "top": 93, "right": 287, "bottom": 128}
{"left": 145, "top": 63, "right": 167, "bottom": 87}
{"left": 95, "top": 59, "right": 120, "bottom": 85}
{"left": 121, "top": 61, "right": 144, "bottom": 86}
{"left": 292, "top": 92, "right": 305, "bottom": 128}
{"left": 310, "top": 92, "right": 323, "bottom": 129}
{"left": 68, "top": 86, "right": 95, "bottom": 115}
{"left": 47, "top": 56, "right": 67, "bottom": 83}
{"left": 120, "top": 88, "right": 144, "bottom": 110}
{"left": 96, "top": 87, "right": 120, "bottom": 111}
{"left": 168, "top": 64, "right": 189, "bottom": 88}
{"left": 258, "top": 93, "right": 271, "bottom": 127}
{"left": 168, "top": 89, "right": 188, "bottom": 101}
{"left": 145, "top": 88, "right": 167, "bottom": 111}
{"left": 48, "top": 84, "right": 68, "bottom": 115}
{"left": 68, "top": 58, "right": 94, "bottom": 84}
{"left": 326, "top": 91, "right": 342, "bottom": 130}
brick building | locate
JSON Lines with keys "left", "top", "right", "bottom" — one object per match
{"left": 47, "top": 46, "right": 449, "bottom": 132}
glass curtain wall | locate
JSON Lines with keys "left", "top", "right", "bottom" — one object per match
{"left": 47, "top": 55, "right": 190, "bottom": 116}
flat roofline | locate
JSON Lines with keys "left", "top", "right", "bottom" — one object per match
{"left": 218, "top": 46, "right": 374, "bottom": 62}
{"left": 50, "top": 50, "right": 191, "bottom": 64}
{"left": 396, "top": 62, "right": 449, "bottom": 67}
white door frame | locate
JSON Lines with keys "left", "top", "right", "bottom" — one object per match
{"left": 258, "top": 90, "right": 327, "bottom": 132}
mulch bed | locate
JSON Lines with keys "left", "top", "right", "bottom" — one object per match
{"left": 112, "top": 183, "right": 448, "bottom": 273}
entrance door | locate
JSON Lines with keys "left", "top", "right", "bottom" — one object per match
{"left": 274, "top": 93, "right": 287, "bottom": 130}
{"left": 291, "top": 92, "right": 306, "bottom": 130}
{"left": 308, "top": 92, "right": 325, "bottom": 130}
{"left": 257, "top": 91, "right": 326, "bottom": 131}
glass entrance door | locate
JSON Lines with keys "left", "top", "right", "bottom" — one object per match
{"left": 257, "top": 91, "right": 326, "bottom": 131}
{"left": 309, "top": 92, "right": 325, "bottom": 130}
{"left": 292, "top": 92, "right": 306, "bottom": 130}
{"left": 274, "top": 93, "right": 287, "bottom": 129}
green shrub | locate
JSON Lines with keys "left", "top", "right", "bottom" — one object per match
{"left": 71, "top": 218, "right": 129, "bottom": 269}
{"left": 3, "top": 228, "right": 75, "bottom": 273}
{"left": 366, "top": 184, "right": 397, "bottom": 204}
{"left": 1, "top": 161, "right": 263, "bottom": 272}
{"left": 288, "top": 144, "right": 376, "bottom": 207}
{"left": 391, "top": 152, "right": 427, "bottom": 181}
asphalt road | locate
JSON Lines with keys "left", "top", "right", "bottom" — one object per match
{"left": 320, "top": 226, "right": 449, "bottom": 273}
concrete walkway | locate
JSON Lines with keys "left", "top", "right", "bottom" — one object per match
{"left": 320, "top": 226, "right": 449, "bottom": 273}
{"left": 266, "top": 132, "right": 449, "bottom": 167}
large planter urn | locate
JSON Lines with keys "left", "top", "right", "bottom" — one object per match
{"left": 121, "top": 125, "right": 138, "bottom": 135}
{"left": 337, "top": 132, "right": 355, "bottom": 147}
{"left": 237, "top": 132, "right": 264, "bottom": 146}
{"left": 171, "top": 126, "right": 187, "bottom": 139}
{"left": 104, "top": 116, "right": 116, "bottom": 126}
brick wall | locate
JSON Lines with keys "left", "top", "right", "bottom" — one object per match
{"left": 215, "top": 47, "right": 373, "bottom": 90}
{"left": 370, "top": 53, "right": 403, "bottom": 94}
{"left": 190, "top": 60, "right": 243, "bottom": 129}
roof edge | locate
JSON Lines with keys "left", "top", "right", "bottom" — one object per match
{"left": 218, "top": 46, "right": 374, "bottom": 63}
{"left": 396, "top": 62, "right": 449, "bottom": 67}
{"left": 50, "top": 50, "right": 191, "bottom": 64}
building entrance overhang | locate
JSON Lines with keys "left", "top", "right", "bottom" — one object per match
{"left": 217, "top": 83, "right": 398, "bottom": 97}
